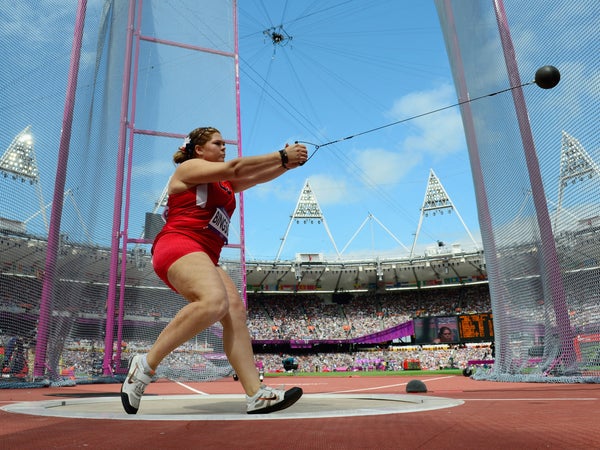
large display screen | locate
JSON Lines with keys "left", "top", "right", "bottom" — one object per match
{"left": 413, "top": 316, "right": 459, "bottom": 344}
{"left": 413, "top": 313, "right": 494, "bottom": 344}
{"left": 457, "top": 313, "right": 494, "bottom": 341}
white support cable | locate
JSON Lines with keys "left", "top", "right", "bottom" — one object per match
{"left": 370, "top": 214, "right": 411, "bottom": 253}
{"left": 153, "top": 179, "right": 170, "bottom": 214}
{"left": 340, "top": 213, "right": 410, "bottom": 255}
{"left": 65, "top": 190, "right": 95, "bottom": 245}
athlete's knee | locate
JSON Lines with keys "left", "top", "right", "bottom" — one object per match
{"left": 229, "top": 296, "right": 247, "bottom": 315}
{"left": 220, "top": 298, "right": 248, "bottom": 331}
{"left": 203, "top": 301, "right": 229, "bottom": 323}
{"left": 226, "top": 298, "right": 247, "bottom": 324}
{"left": 187, "top": 289, "right": 229, "bottom": 321}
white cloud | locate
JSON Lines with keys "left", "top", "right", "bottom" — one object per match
{"left": 287, "top": 83, "right": 468, "bottom": 211}
{"left": 306, "top": 174, "right": 352, "bottom": 206}
{"left": 2, "top": 2, "right": 74, "bottom": 44}
{"left": 353, "top": 147, "right": 420, "bottom": 186}
{"left": 252, "top": 178, "right": 302, "bottom": 203}
{"left": 388, "top": 83, "right": 465, "bottom": 158}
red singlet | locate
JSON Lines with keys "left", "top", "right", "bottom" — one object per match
{"left": 151, "top": 181, "right": 235, "bottom": 291}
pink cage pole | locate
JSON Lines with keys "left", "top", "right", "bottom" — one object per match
{"left": 34, "top": 0, "right": 88, "bottom": 378}
{"left": 102, "top": 0, "right": 137, "bottom": 376}
{"left": 113, "top": 0, "right": 145, "bottom": 374}
{"left": 233, "top": 0, "right": 249, "bottom": 306}
{"left": 493, "top": 0, "right": 575, "bottom": 366}
{"left": 108, "top": 0, "right": 243, "bottom": 373}
{"left": 437, "top": 0, "right": 506, "bottom": 370}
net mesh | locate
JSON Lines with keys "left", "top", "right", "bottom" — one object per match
{"left": 436, "top": 0, "right": 599, "bottom": 381}
{"left": 2, "top": 0, "right": 598, "bottom": 387}
{"left": 0, "top": 0, "right": 239, "bottom": 385}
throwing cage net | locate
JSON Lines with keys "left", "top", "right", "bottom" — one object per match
{"left": 0, "top": 0, "right": 241, "bottom": 386}
{"left": 2, "top": 0, "right": 598, "bottom": 388}
{"left": 436, "top": 0, "right": 599, "bottom": 381}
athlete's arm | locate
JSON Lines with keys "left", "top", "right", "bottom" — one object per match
{"left": 170, "top": 144, "right": 307, "bottom": 194}
{"left": 229, "top": 164, "right": 287, "bottom": 193}
{"left": 229, "top": 143, "right": 308, "bottom": 192}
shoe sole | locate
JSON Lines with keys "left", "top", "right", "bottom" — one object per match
{"left": 247, "top": 387, "right": 303, "bottom": 415}
{"left": 120, "top": 357, "right": 139, "bottom": 415}
{"left": 120, "top": 390, "right": 139, "bottom": 414}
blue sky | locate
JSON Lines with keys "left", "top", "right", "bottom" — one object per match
{"left": 0, "top": 1, "right": 481, "bottom": 262}
{"left": 1, "top": 1, "right": 597, "bottom": 264}
{"left": 236, "top": 1, "right": 480, "bottom": 261}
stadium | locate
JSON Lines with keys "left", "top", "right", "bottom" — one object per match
{"left": 1, "top": 0, "right": 599, "bottom": 448}
{"left": 0, "top": 162, "right": 491, "bottom": 379}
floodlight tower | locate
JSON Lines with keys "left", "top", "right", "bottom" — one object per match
{"left": 554, "top": 131, "right": 599, "bottom": 230}
{"left": 410, "top": 169, "right": 478, "bottom": 258}
{"left": 275, "top": 179, "right": 340, "bottom": 261}
{"left": 0, "top": 126, "right": 48, "bottom": 230}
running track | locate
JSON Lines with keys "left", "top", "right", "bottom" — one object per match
{"left": 1, "top": 374, "right": 599, "bottom": 449}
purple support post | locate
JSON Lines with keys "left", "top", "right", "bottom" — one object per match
{"left": 232, "top": 0, "right": 248, "bottom": 307}
{"left": 102, "top": 0, "right": 137, "bottom": 376}
{"left": 114, "top": 0, "right": 145, "bottom": 374}
{"left": 493, "top": 0, "right": 575, "bottom": 366}
{"left": 437, "top": 0, "right": 507, "bottom": 371}
{"left": 34, "top": 0, "right": 87, "bottom": 378}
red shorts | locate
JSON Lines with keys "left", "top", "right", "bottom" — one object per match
{"left": 152, "top": 232, "right": 220, "bottom": 292}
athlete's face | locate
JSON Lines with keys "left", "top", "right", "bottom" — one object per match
{"left": 199, "top": 132, "right": 226, "bottom": 162}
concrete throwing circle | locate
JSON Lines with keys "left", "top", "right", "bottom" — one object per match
{"left": 2, "top": 393, "right": 463, "bottom": 421}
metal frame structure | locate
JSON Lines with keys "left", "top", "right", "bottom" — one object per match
{"left": 104, "top": 0, "right": 243, "bottom": 375}
{"left": 275, "top": 179, "right": 341, "bottom": 261}
{"left": 0, "top": 126, "right": 47, "bottom": 230}
{"left": 410, "top": 169, "right": 478, "bottom": 258}
{"left": 31, "top": 0, "right": 243, "bottom": 378}
{"left": 554, "top": 131, "right": 600, "bottom": 230}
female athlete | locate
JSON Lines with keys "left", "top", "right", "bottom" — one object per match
{"left": 121, "top": 126, "right": 307, "bottom": 414}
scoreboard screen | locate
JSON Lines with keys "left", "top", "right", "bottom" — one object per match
{"left": 413, "top": 316, "right": 459, "bottom": 344}
{"left": 458, "top": 313, "right": 494, "bottom": 341}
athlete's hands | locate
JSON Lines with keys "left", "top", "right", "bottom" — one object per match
{"left": 284, "top": 143, "right": 308, "bottom": 168}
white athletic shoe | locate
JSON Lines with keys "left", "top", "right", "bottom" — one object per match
{"left": 246, "top": 384, "right": 303, "bottom": 414}
{"left": 120, "top": 355, "right": 154, "bottom": 414}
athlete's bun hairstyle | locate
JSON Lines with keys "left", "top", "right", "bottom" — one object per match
{"left": 173, "top": 127, "right": 220, "bottom": 164}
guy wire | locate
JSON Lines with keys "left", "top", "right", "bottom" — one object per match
{"left": 296, "top": 80, "right": 535, "bottom": 163}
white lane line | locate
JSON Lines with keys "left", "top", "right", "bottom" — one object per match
{"left": 328, "top": 376, "right": 456, "bottom": 394}
{"left": 416, "top": 376, "right": 458, "bottom": 383}
{"left": 174, "top": 381, "right": 209, "bottom": 395}
{"left": 466, "top": 397, "right": 597, "bottom": 401}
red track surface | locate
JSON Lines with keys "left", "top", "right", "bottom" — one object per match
{"left": 1, "top": 375, "right": 599, "bottom": 449}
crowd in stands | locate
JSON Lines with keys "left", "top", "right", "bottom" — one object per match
{"left": 246, "top": 286, "right": 491, "bottom": 340}
{"left": 248, "top": 344, "right": 494, "bottom": 373}
{"left": 2, "top": 284, "right": 494, "bottom": 378}
{"left": 32, "top": 338, "right": 492, "bottom": 376}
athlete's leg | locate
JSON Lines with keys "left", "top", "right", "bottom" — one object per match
{"left": 217, "top": 267, "right": 261, "bottom": 397}
{"left": 146, "top": 252, "right": 229, "bottom": 370}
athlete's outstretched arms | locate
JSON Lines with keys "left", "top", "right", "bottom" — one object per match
{"left": 229, "top": 143, "right": 307, "bottom": 192}
{"left": 170, "top": 141, "right": 307, "bottom": 194}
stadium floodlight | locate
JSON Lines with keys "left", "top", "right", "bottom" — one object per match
{"left": 410, "top": 169, "right": 479, "bottom": 258}
{"left": 1, "top": 125, "right": 49, "bottom": 230}
{"left": 554, "top": 131, "right": 600, "bottom": 230}
{"left": 275, "top": 179, "right": 341, "bottom": 261}
{"left": 0, "top": 126, "right": 39, "bottom": 183}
